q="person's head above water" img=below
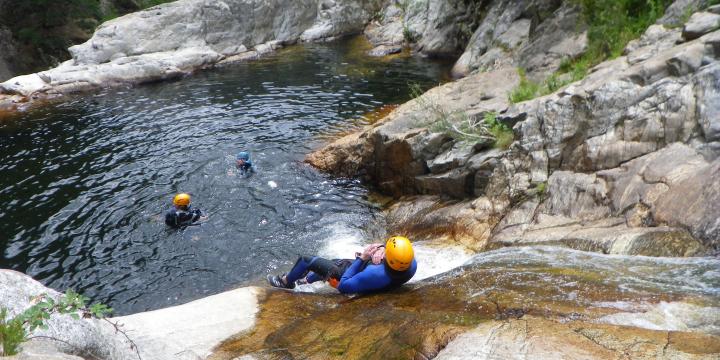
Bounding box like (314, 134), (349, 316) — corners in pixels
(236, 151), (250, 161)
(384, 236), (414, 271)
(173, 193), (191, 209)
(236, 151), (251, 167)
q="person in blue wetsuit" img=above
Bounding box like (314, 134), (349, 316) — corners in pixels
(267, 236), (417, 294)
(164, 193), (204, 228)
(236, 151), (253, 176)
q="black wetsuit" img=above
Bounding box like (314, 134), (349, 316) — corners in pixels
(164, 206), (202, 228)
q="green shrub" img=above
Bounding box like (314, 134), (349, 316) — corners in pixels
(0, 309), (25, 356)
(16, 28), (42, 46)
(483, 112), (514, 149)
(509, 69), (541, 104)
(509, 69), (574, 104)
(139, 0), (176, 9)
(535, 181), (548, 198)
(571, 0), (674, 66)
(0, 290), (112, 356)
(509, 1), (674, 103)
(410, 83), (514, 149)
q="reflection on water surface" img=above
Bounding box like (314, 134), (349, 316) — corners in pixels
(0, 39), (452, 314)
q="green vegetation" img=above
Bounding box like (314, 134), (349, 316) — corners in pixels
(411, 81), (514, 149)
(0, 290), (112, 356)
(576, 0), (673, 60)
(508, 0), (675, 104)
(483, 112), (514, 149)
(535, 181), (548, 198)
(508, 69), (541, 104)
(139, 0), (176, 9)
(508, 68), (587, 104)
(0, 309), (24, 356)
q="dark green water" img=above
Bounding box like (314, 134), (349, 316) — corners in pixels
(0, 40), (451, 314)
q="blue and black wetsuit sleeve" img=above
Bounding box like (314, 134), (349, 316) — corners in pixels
(337, 259), (391, 294)
(165, 209), (178, 227)
(191, 208), (202, 222)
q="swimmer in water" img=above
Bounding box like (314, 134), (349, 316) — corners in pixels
(164, 193), (204, 228)
(236, 151), (254, 177)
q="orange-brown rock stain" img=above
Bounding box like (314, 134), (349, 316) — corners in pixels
(209, 263), (717, 359)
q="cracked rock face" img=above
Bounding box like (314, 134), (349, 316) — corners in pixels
(309, 8), (720, 254)
(451, 0), (587, 80)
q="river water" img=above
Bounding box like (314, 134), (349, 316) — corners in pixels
(0, 39), (452, 315)
(2, 39), (719, 334)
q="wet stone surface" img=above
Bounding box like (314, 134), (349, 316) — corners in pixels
(210, 248), (720, 359)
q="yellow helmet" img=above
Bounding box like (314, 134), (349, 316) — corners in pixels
(385, 236), (414, 271)
(173, 193), (191, 206)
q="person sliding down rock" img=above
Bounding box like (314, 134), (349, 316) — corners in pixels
(267, 236), (417, 294)
(164, 193), (205, 228)
(235, 151), (254, 176)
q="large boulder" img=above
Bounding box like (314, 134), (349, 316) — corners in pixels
(0, 269), (261, 360)
(0, 270), (137, 360)
(0, 0), (381, 102)
(683, 11), (720, 41)
(364, 0), (484, 58)
(451, 0), (587, 80)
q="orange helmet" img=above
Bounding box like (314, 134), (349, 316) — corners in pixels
(385, 236), (414, 271)
(173, 193), (191, 206)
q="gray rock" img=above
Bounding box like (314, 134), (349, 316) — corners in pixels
(300, 0), (379, 41)
(0, 269), (262, 360)
(367, 44), (403, 57)
(682, 11), (720, 41)
(467, 149), (503, 196)
(415, 167), (473, 198)
(540, 171), (611, 221)
(0, 26), (18, 82)
(492, 219), (704, 256)
(625, 25), (682, 65)
(427, 143), (476, 174)
(0, 270), (137, 360)
(407, 0), (481, 57)
(452, 1), (585, 80)
(308, 66), (519, 197)
(0, 0), (380, 101)
(495, 19), (531, 50)
(365, 0), (485, 58)
(517, 4), (588, 80)
(364, 2), (405, 47)
(695, 62), (720, 141)
(654, 159), (720, 249)
(659, 0), (711, 26)
(309, 4), (720, 253)
(384, 196), (506, 250)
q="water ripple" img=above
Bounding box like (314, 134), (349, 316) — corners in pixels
(0, 40), (451, 315)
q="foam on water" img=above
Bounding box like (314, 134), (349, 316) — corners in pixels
(294, 235), (473, 293)
(410, 243), (472, 282)
(596, 301), (720, 335)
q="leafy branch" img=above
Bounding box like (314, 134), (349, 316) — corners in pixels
(1, 290), (140, 359)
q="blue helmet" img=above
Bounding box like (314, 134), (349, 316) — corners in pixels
(236, 151), (250, 161)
